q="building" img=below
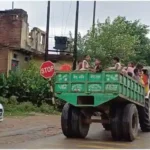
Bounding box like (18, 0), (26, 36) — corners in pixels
(0, 9), (73, 75)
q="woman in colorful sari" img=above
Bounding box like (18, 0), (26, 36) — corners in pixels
(141, 69), (149, 94)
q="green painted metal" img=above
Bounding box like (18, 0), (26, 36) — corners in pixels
(54, 71), (145, 107)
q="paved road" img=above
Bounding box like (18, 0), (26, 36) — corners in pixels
(1, 122), (150, 149)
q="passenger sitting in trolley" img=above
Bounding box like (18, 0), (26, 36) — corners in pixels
(80, 55), (91, 70)
(106, 57), (122, 71)
(90, 58), (102, 73)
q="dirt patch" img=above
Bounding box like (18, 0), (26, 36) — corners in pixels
(0, 114), (62, 145)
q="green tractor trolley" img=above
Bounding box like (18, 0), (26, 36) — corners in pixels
(54, 71), (150, 142)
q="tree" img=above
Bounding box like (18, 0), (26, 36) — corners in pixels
(68, 31), (86, 60)
(77, 16), (150, 67)
(124, 18), (150, 65)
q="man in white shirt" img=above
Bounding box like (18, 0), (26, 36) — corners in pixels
(106, 57), (122, 71)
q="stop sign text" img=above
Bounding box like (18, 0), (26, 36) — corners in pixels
(40, 61), (55, 79)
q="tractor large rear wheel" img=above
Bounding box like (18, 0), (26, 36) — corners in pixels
(122, 104), (139, 141)
(110, 104), (123, 141)
(61, 103), (74, 138)
(71, 107), (90, 138)
(138, 97), (150, 132)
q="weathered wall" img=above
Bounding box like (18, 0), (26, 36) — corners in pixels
(0, 47), (9, 75)
(0, 9), (28, 48)
(21, 16), (29, 50)
(29, 28), (46, 53)
(32, 55), (72, 71)
(0, 9), (72, 75)
(8, 50), (30, 71)
(0, 9), (46, 54)
(32, 55), (44, 67)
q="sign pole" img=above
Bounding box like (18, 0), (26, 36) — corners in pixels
(49, 78), (55, 106)
(40, 61), (55, 106)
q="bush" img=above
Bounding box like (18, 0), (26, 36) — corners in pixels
(17, 102), (37, 112)
(55, 98), (65, 111)
(0, 62), (52, 105)
(0, 94), (60, 116)
(9, 96), (18, 105)
(0, 96), (8, 105)
(40, 103), (55, 114)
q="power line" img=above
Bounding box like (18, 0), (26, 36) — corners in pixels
(51, 3), (56, 36)
(64, 1), (72, 35)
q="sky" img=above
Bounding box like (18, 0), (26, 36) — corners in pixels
(1, 1), (150, 50)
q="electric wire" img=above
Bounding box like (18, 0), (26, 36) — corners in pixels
(64, 0), (72, 36)
(61, 1), (64, 36)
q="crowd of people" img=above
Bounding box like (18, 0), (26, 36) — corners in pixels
(77, 55), (149, 93)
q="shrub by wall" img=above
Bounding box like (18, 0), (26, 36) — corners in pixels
(0, 62), (52, 106)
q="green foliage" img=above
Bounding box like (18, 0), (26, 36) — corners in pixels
(0, 96), (8, 105)
(69, 16), (150, 67)
(55, 98), (65, 111)
(9, 96), (18, 105)
(0, 61), (52, 105)
(17, 102), (37, 112)
(0, 96), (59, 116)
(40, 102), (58, 114)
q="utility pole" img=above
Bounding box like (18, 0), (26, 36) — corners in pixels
(92, 1), (96, 32)
(92, 1), (96, 56)
(45, 1), (50, 61)
(12, 1), (14, 9)
(73, 1), (79, 70)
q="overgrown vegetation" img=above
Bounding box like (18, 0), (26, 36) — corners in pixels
(0, 61), (60, 116)
(0, 96), (60, 116)
(0, 62), (52, 105)
(69, 16), (150, 67)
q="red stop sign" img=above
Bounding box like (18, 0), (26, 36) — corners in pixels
(40, 61), (55, 79)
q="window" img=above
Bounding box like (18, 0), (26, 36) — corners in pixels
(13, 53), (18, 59)
(12, 15), (19, 21)
(40, 35), (43, 44)
(40, 34), (45, 45)
(11, 60), (19, 71)
(25, 56), (30, 62)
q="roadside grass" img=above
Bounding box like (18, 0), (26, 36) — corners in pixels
(4, 103), (61, 117)
(0, 97), (61, 117)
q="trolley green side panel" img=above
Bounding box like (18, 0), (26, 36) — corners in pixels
(54, 71), (145, 107)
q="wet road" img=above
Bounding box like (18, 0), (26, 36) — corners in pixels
(1, 122), (150, 149)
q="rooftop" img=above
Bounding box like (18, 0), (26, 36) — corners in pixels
(0, 9), (27, 17)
